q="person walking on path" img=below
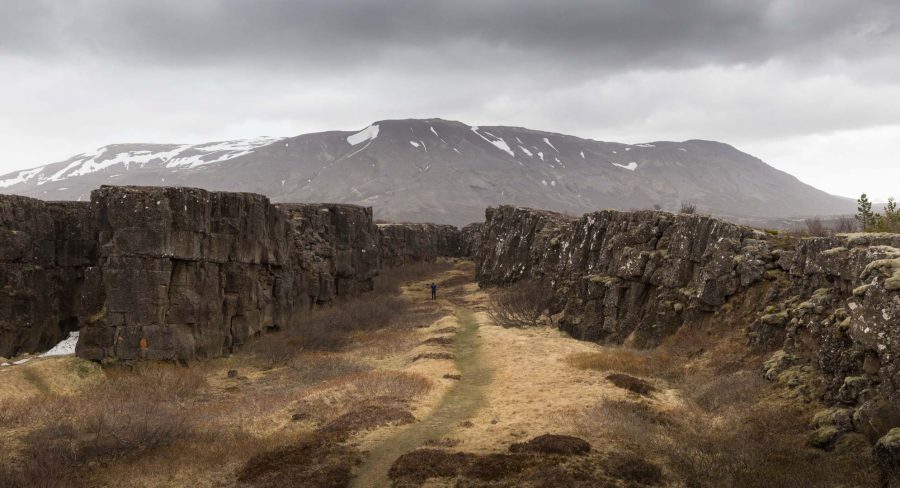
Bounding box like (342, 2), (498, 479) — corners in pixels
(430, 282), (437, 300)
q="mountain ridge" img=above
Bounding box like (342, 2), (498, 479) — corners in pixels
(0, 118), (854, 225)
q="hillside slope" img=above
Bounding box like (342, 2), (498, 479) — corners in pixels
(0, 119), (854, 225)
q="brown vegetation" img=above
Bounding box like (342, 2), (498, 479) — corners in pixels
(0, 261), (454, 488)
(565, 333), (880, 488)
(486, 279), (550, 328)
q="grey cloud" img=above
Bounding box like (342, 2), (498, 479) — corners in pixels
(3, 0), (898, 73)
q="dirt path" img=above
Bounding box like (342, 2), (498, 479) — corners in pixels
(350, 300), (492, 487)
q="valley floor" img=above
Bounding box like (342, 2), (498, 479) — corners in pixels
(0, 260), (882, 487)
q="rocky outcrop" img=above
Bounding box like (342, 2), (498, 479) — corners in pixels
(476, 206), (774, 346)
(474, 205), (900, 450)
(459, 223), (483, 259)
(72, 186), (380, 362)
(377, 223), (464, 267)
(758, 233), (900, 443)
(279, 204), (379, 296)
(6, 185), (485, 362)
(0, 196), (99, 357)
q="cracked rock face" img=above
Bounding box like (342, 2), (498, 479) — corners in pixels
(0, 196), (99, 357)
(0, 186), (381, 362)
(475, 206), (774, 346)
(474, 205), (900, 449)
(76, 188), (381, 362)
(377, 223), (464, 268)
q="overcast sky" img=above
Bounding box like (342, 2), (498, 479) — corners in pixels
(1, 0), (898, 200)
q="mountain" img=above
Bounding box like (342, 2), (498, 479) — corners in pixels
(0, 118), (854, 225)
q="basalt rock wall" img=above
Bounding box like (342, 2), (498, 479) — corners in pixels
(0, 196), (99, 358)
(74, 187), (380, 362)
(474, 205), (900, 447)
(377, 223), (465, 267)
(476, 205), (774, 346)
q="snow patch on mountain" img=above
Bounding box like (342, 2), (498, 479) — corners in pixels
(543, 137), (559, 152)
(347, 124), (380, 145)
(471, 127), (514, 157)
(0, 166), (44, 188)
(613, 162), (638, 171)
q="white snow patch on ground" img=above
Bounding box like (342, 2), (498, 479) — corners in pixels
(679, 147), (687, 151)
(580, 151), (585, 159)
(537, 151), (544, 161)
(613, 150), (618, 154)
(26, 136), (281, 181)
(612, 162), (638, 171)
(430, 126), (439, 137)
(635, 143), (655, 148)
(516, 137), (524, 144)
(347, 124), (380, 145)
(453, 148), (461, 154)
(543, 137), (559, 152)
(409, 141), (421, 148)
(13, 357), (32, 365)
(165, 137), (277, 169)
(518, 146), (533, 157)
(471, 127), (515, 157)
(0, 166), (45, 188)
(624, 147), (631, 151)
(542, 180), (547, 186)
(550, 180), (556, 187)
(42, 331), (79, 357)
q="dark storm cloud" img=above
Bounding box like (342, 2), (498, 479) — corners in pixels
(2, 0), (898, 72)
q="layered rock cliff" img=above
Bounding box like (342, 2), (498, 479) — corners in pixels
(0, 187), (383, 361)
(77, 188), (382, 362)
(0, 196), (99, 358)
(377, 223), (464, 267)
(473, 205), (900, 446)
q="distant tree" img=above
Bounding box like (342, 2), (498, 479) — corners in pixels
(857, 194), (875, 230)
(875, 197), (900, 232)
(653, 204), (662, 211)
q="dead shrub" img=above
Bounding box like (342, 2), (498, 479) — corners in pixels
(318, 403), (415, 435)
(606, 372), (657, 396)
(295, 371), (432, 424)
(412, 352), (454, 361)
(290, 354), (371, 384)
(0, 370), (195, 487)
(604, 451), (664, 486)
(680, 202), (697, 214)
(237, 432), (361, 488)
(566, 349), (673, 377)
(509, 434), (591, 455)
(805, 217), (828, 237)
(487, 279), (550, 328)
(685, 371), (767, 412)
(420, 336), (454, 346)
(571, 399), (674, 448)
